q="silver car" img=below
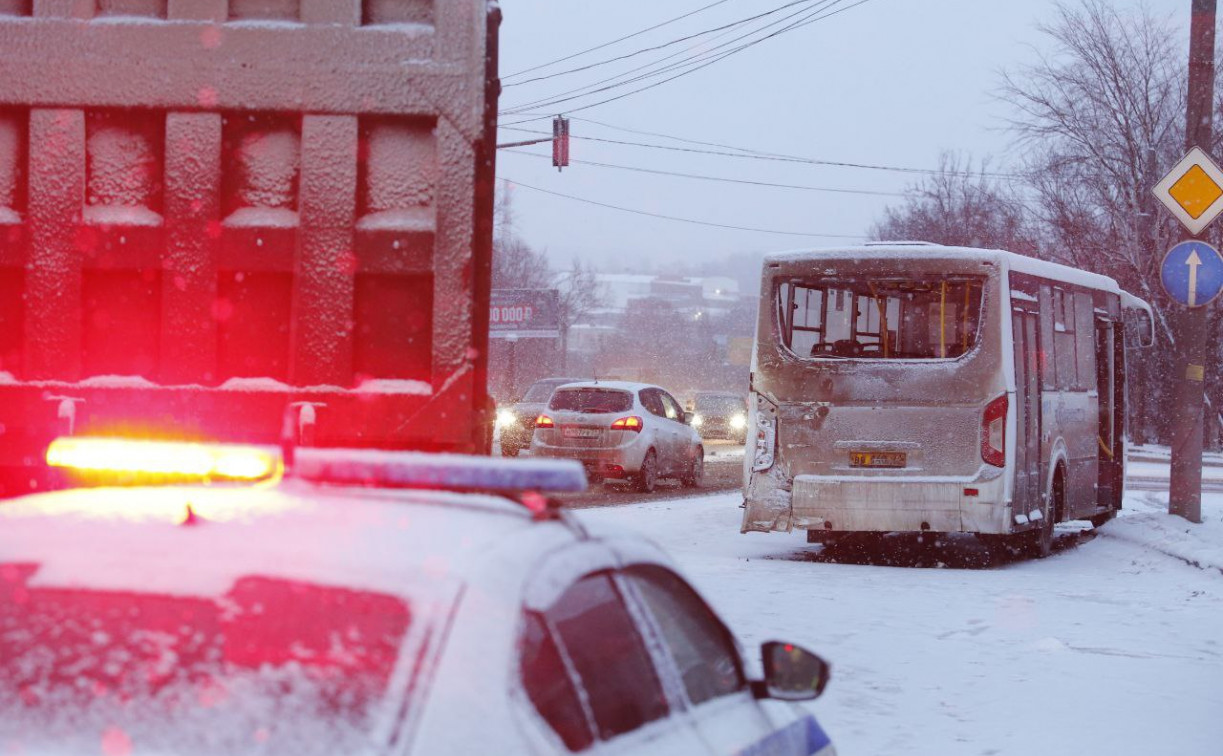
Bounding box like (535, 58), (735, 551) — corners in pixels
(530, 381), (705, 492)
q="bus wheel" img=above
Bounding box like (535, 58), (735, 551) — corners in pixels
(1088, 509), (1115, 528)
(1027, 470), (1062, 559)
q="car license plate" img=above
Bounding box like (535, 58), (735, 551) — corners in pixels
(563, 427), (601, 439)
(849, 451), (906, 468)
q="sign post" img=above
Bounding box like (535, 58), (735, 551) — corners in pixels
(1151, 0), (1218, 524)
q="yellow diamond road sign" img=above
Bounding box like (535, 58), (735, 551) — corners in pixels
(1154, 146), (1223, 235)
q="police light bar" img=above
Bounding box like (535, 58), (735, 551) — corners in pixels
(293, 448), (588, 494)
(46, 438), (280, 482)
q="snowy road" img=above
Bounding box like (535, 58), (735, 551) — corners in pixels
(577, 490), (1223, 755)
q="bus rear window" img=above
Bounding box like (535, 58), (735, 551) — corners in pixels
(778, 276), (984, 359)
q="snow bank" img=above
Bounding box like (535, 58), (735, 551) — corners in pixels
(1102, 491), (1223, 573)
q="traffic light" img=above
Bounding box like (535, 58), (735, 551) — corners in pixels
(552, 116), (569, 171)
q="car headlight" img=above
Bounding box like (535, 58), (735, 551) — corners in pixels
(496, 409), (517, 429)
(691, 414), (703, 427)
(729, 413), (747, 430)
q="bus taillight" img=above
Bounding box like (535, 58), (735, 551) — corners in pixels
(981, 394), (1008, 468)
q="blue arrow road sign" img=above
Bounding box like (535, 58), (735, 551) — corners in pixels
(1161, 240), (1223, 308)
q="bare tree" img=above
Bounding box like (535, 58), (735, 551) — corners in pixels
(490, 182), (605, 382)
(1000, 0), (1184, 309)
(553, 260), (603, 369)
(869, 152), (1039, 255)
(999, 0), (1192, 443)
(492, 185), (551, 289)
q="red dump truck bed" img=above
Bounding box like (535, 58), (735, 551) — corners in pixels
(0, 0), (500, 494)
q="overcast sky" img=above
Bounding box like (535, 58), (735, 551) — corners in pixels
(494, 0), (1188, 273)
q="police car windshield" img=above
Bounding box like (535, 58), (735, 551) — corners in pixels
(0, 570), (416, 755)
(549, 388), (633, 414)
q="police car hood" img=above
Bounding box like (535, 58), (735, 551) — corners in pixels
(0, 480), (537, 600)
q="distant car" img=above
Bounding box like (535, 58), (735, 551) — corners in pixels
(530, 381), (705, 492)
(690, 392), (749, 443)
(497, 377), (588, 457)
(0, 438), (836, 756)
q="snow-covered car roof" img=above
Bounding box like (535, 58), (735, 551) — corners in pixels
(0, 481), (552, 599)
(549, 380), (658, 393)
(764, 243), (1144, 303)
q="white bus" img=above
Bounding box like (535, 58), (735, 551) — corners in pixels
(742, 243), (1154, 558)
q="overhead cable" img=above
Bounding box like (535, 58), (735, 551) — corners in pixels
(502, 0), (852, 116)
(498, 125), (1023, 179)
(502, 0), (737, 81)
(501, 148), (908, 197)
(502, 177), (866, 239)
(505, 0), (822, 87)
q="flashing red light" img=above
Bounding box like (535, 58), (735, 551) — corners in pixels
(981, 394), (1007, 468)
(46, 437), (279, 482)
(963, 488), (979, 497)
(535, 414), (555, 429)
(610, 415), (644, 433)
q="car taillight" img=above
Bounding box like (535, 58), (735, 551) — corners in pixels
(535, 414), (555, 429)
(981, 394), (1007, 468)
(610, 415), (644, 433)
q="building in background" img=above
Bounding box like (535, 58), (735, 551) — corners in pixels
(563, 272), (754, 398)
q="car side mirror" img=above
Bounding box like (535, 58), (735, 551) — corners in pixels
(683, 411), (695, 425)
(754, 641), (830, 701)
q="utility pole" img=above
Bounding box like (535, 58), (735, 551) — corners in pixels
(1169, 0), (1216, 523)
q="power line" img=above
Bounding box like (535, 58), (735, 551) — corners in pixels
(504, 0), (835, 114)
(572, 115), (803, 158)
(498, 124), (1022, 179)
(502, 176), (866, 239)
(502, 0), (737, 81)
(505, 0), (820, 88)
(502, 0), (853, 116)
(501, 148), (908, 197)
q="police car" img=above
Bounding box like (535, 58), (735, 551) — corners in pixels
(0, 438), (835, 755)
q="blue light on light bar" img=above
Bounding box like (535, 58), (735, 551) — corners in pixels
(293, 448), (588, 494)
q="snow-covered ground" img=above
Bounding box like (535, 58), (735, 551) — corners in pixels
(577, 491), (1223, 755)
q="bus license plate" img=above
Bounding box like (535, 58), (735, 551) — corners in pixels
(563, 427), (601, 439)
(849, 451), (906, 468)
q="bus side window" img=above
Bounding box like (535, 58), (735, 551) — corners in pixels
(1073, 293), (1096, 391)
(1053, 288), (1077, 390)
(1038, 285), (1058, 391)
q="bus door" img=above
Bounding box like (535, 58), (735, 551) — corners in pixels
(1011, 308), (1042, 521)
(1095, 317), (1122, 509)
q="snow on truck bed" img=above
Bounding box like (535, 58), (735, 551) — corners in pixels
(577, 491), (1223, 756)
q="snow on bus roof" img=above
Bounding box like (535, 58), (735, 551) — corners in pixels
(764, 243), (1138, 301)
